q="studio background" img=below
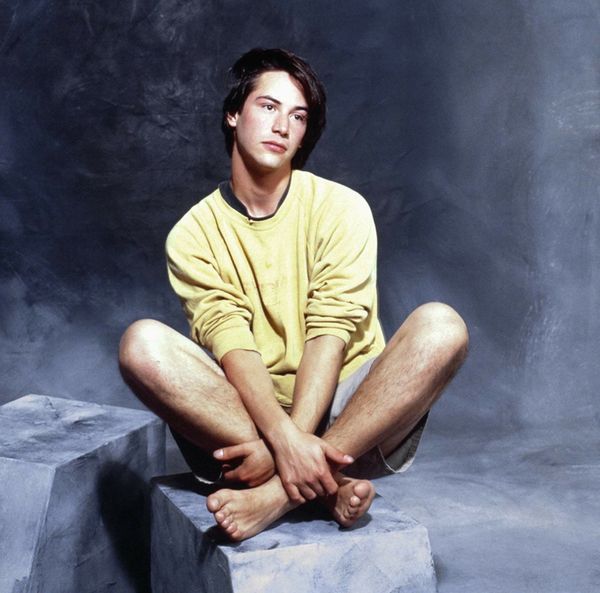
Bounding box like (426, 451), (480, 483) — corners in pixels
(2, 0), (598, 434)
(2, 1), (600, 591)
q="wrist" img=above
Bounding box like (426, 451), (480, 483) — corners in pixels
(289, 410), (319, 434)
(263, 415), (298, 448)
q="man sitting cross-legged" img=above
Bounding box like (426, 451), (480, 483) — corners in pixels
(119, 48), (468, 542)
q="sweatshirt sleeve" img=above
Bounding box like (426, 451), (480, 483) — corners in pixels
(305, 192), (378, 345)
(165, 215), (258, 361)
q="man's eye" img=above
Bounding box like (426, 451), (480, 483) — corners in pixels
(263, 104), (275, 111)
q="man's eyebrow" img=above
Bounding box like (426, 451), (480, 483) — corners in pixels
(256, 95), (309, 112)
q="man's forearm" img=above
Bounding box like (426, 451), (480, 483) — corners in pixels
(290, 334), (346, 433)
(221, 349), (296, 443)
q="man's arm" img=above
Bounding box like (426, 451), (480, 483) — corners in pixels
(290, 334), (345, 433)
(220, 348), (352, 503)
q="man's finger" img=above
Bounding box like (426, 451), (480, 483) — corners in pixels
(323, 443), (354, 466)
(283, 481), (306, 504)
(214, 443), (248, 461)
(319, 469), (339, 496)
(309, 480), (326, 498)
(222, 466), (243, 482)
(299, 483), (318, 501)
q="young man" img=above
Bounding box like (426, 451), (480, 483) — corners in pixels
(119, 48), (468, 541)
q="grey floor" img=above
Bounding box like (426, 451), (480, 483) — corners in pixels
(167, 422), (600, 593)
(376, 423), (600, 593)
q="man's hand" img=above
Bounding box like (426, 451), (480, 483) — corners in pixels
(271, 425), (353, 503)
(213, 439), (275, 487)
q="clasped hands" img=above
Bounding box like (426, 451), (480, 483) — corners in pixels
(213, 425), (353, 503)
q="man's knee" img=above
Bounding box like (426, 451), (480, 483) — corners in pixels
(398, 302), (469, 364)
(418, 302), (468, 362)
(119, 318), (169, 379)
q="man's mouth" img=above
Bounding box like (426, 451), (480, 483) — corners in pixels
(263, 141), (286, 153)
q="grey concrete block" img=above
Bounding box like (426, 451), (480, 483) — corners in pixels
(151, 473), (437, 593)
(0, 394), (165, 593)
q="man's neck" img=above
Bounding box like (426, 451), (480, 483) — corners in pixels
(230, 158), (292, 219)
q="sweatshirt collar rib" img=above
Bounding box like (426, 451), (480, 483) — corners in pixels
(218, 175), (292, 221)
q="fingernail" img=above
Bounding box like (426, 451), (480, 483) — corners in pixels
(214, 449), (223, 459)
(345, 455), (354, 462)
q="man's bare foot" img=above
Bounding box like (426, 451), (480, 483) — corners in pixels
(206, 475), (297, 541)
(321, 473), (375, 527)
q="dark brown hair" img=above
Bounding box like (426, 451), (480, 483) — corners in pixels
(222, 48), (327, 169)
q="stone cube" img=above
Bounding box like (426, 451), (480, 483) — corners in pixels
(151, 473), (437, 593)
(0, 394), (165, 593)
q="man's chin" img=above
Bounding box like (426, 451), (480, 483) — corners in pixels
(251, 158), (293, 176)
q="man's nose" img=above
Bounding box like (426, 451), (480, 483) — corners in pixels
(273, 113), (289, 136)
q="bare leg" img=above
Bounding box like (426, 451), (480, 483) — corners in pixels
(316, 303), (467, 527)
(324, 302), (468, 461)
(119, 319), (260, 451)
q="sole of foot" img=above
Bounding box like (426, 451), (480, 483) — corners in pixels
(322, 474), (375, 528)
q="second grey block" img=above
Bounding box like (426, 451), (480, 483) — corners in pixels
(151, 473), (437, 593)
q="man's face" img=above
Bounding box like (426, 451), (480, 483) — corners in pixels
(226, 70), (308, 174)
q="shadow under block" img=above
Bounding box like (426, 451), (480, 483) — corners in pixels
(0, 394), (165, 593)
(151, 474), (437, 593)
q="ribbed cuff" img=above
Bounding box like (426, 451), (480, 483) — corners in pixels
(210, 327), (258, 362)
(305, 326), (351, 345)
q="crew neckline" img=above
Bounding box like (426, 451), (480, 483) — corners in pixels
(218, 176), (292, 221)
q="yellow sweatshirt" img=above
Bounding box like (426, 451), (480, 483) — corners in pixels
(166, 170), (385, 407)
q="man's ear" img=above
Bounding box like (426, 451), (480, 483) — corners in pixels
(226, 111), (238, 129)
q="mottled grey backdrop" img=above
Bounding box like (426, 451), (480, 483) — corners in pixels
(1, 1), (599, 431)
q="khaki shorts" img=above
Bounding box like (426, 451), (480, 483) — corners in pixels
(172, 356), (428, 483)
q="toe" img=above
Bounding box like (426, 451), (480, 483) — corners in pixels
(225, 522), (237, 535)
(221, 515), (232, 528)
(206, 495), (221, 512)
(353, 481), (372, 499)
(227, 524), (245, 541)
(353, 481), (372, 500)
